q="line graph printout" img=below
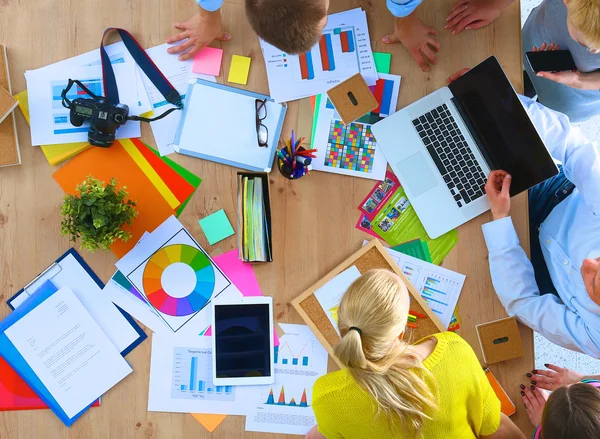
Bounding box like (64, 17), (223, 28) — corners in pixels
(245, 324), (328, 435)
(260, 8), (377, 103)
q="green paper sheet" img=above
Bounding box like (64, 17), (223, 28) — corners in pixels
(146, 144), (202, 216)
(373, 52), (392, 74)
(370, 185), (458, 265)
(199, 209), (235, 245)
(392, 239), (432, 263)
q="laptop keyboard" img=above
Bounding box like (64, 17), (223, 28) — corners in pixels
(412, 104), (487, 207)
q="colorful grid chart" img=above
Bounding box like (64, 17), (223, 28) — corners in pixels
(325, 120), (376, 173)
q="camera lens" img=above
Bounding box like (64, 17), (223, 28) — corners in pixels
(114, 113), (124, 123)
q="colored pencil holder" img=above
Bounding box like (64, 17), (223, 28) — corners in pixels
(277, 146), (310, 180)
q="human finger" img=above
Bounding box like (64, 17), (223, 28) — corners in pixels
(539, 43), (548, 51)
(421, 44), (438, 65)
(446, 68), (470, 83)
(452, 15), (480, 34)
(465, 20), (490, 31)
(179, 42), (204, 61)
(411, 48), (430, 72)
(501, 174), (512, 196)
(532, 369), (557, 378)
(445, 10), (470, 30)
(451, 0), (470, 13)
(544, 364), (565, 373)
(532, 387), (547, 405)
(447, 4), (469, 24)
(532, 45), (538, 52)
(173, 21), (191, 31)
(548, 43), (556, 51)
(166, 30), (191, 45)
(427, 27), (439, 37)
(217, 32), (232, 41)
(426, 36), (441, 52)
(381, 33), (400, 44)
(537, 71), (563, 83)
(168, 38), (195, 56)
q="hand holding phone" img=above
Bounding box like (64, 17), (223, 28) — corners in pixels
(526, 49), (577, 73)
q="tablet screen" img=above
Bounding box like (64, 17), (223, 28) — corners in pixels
(214, 304), (272, 379)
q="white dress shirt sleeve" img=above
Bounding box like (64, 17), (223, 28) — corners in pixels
(482, 216), (600, 357)
(519, 95), (600, 215)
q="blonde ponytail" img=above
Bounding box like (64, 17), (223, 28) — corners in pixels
(333, 269), (438, 437)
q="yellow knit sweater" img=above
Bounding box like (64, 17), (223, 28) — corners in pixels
(312, 332), (501, 439)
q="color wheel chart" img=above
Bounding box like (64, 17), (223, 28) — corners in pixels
(293, 26), (359, 83)
(143, 244), (214, 317)
(127, 228), (230, 333)
(171, 347), (235, 401)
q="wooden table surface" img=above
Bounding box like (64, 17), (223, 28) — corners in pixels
(0, 0), (533, 437)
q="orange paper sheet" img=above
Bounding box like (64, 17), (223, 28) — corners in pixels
(191, 413), (227, 432)
(53, 140), (174, 258)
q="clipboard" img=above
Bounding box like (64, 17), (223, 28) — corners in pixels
(173, 79), (287, 173)
(7, 248), (146, 357)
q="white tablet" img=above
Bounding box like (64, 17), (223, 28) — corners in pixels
(211, 296), (275, 386)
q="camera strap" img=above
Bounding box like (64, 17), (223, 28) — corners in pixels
(100, 28), (183, 121)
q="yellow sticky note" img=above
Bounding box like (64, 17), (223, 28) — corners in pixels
(228, 55), (251, 85)
(190, 414), (227, 432)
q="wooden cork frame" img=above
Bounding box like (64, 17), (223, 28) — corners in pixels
(291, 239), (445, 369)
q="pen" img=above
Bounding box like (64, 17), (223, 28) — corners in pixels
(291, 130), (295, 157)
(277, 150), (292, 165)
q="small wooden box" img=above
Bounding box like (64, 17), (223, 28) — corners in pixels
(476, 317), (524, 364)
(326, 73), (378, 125)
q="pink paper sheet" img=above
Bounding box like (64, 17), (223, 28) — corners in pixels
(206, 250), (280, 346)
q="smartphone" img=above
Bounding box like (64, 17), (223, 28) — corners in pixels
(526, 50), (577, 73)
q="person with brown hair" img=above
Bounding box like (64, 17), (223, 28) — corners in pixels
(520, 363), (600, 439)
(167, 0), (441, 72)
(305, 269), (525, 439)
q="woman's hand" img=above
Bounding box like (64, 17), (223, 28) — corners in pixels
(521, 385), (549, 428)
(445, 0), (514, 35)
(529, 364), (584, 391)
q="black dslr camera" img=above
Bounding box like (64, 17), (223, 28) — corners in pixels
(61, 79), (129, 148)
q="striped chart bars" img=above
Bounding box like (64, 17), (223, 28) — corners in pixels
(298, 52), (315, 80)
(319, 33), (336, 72)
(370, 78), (396, 116)
(335, 28), (355, 53)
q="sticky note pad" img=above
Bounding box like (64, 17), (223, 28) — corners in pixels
(373, 52), (392, 74)
(199, 209), (235, 245)
(228, 55), (251, 85)
(192, 47), (224, 76)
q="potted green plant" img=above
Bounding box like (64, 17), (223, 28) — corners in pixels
(60, 175), (138, 252)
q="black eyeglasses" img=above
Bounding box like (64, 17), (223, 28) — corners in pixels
(255, 98), (269, 147)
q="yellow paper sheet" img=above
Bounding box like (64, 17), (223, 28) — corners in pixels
(14, 90), (90, 165)
(228, 55), (251, 85)
(119, 138), (180, 209)
(190, 414), (227, 433)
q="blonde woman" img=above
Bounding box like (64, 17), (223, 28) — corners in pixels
(306, 269), (525, 439)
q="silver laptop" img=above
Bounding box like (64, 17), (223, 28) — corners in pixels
(371, 56), (558, 238)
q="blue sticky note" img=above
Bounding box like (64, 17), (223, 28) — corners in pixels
(199, 209), (235, 245)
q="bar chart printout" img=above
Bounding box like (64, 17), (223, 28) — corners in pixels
(171, 347), (234, 401)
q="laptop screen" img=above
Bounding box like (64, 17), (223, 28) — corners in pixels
(448, 56), (558, 195)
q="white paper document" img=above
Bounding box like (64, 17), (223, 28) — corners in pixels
(115, 216), (241, 336)
(12, 253), (142, 354)
(148, 334), (254, 414)
(260, 8), (378, 103)
(314, 266), (361, 335)
(141, 44), (215, 156)
(26, 63), (142, 145)
(311, 72), (401, 181)
(102, 270), (171, 335)
(381, 245), (466, 328)
(245, 323), (328, 436)
(5, 286), (132, 418)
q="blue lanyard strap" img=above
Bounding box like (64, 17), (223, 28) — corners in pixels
(100, 27), (182, 109)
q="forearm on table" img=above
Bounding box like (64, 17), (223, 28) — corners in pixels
(577, 70), (600, 90)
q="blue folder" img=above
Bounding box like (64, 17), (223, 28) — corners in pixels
(0, 280), (118, 426)
(7, 248), (146, 357)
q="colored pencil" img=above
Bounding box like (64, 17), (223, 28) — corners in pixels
(407, 322), (417, 329)
(410, 311), (428, 319)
